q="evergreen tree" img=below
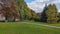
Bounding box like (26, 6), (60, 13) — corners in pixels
(40, 4), (48, 22)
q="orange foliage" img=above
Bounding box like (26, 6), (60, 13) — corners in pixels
(0, 0), (19, 19)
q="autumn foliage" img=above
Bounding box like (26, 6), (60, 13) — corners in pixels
(0, 0), (19, 20)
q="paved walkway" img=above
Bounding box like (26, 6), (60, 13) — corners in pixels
(22, 22), (60, 29)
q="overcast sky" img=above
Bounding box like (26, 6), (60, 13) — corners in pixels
(25, 0), (60, 13)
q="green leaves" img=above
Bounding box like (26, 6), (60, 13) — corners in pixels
(16, 0), (35, 20)
(46, 4), (58, 23)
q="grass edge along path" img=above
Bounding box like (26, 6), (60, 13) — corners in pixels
(21, 22), (60, 29)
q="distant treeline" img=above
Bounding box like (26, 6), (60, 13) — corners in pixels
(0, 0), (60, 23)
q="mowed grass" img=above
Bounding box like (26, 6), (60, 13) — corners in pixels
(0, 22), (60, 34)
(50, 23), (60, 26)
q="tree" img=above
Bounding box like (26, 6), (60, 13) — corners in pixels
(0, 0), (37, 22)
(16, 0), (33, 20)
(58, 13), (60, 22)
(0, 0), (19, 21)
(31, 10), (36, 20)
(40, 4), (48, 22)
(46, 4), (58, 23)
(23, 8), (32, 20)
(16, 0), (28, 20)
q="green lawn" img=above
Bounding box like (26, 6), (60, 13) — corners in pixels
(50, 23), (60, 26)
(0, 22), (60, 34)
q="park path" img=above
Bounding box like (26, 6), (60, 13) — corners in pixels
(22, 22), (60, 29)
